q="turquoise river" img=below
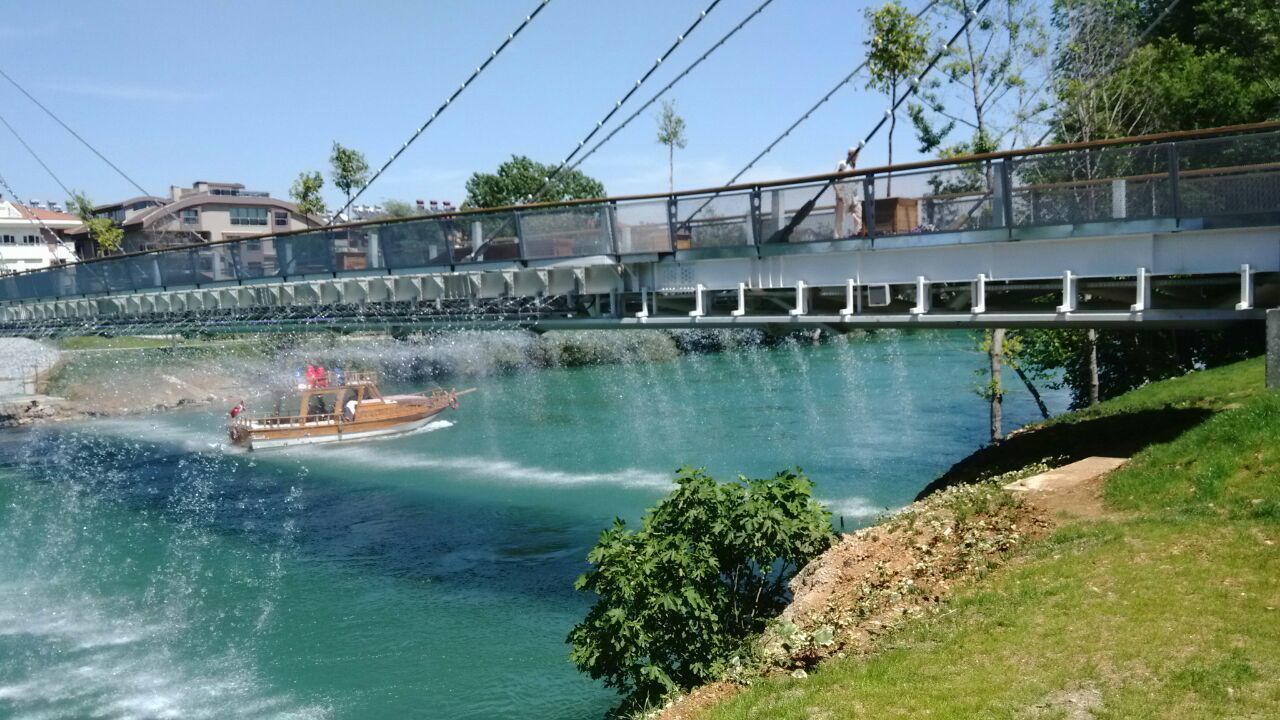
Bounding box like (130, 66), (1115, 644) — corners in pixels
(0, 332), (1065, 719)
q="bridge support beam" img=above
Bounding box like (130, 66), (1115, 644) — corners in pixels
(789, 281), (808, 317)
(1131, 267), (1151, 312)
(972, 274), (987, 314)
(1236, 264), (1254, 311)
(1269, 308), (1280, 390)
(688, 284), (706, 318)
(731, 283), (746, 317)
(1056, 271), (1078, 314)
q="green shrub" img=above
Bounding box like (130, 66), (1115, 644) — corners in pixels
(568, 467), (835, 711)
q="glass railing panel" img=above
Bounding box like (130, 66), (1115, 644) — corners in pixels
(906, 162), (1000, 233)
(1176, 130), (1280, 217)
(757, 181), (841, 243)
(231, 237), (279, 280)
(674, 191), (753, 249)
(158, 249), (197, 287)
(376, 218), (455, 269)
(335, 226), (377, 272)
(69, 262), (108, 295)
(277, 231), (337, 276)
(613, 199), (672, 254)
(1010, 144), (1170, 226)
(102, 257), (136, 293)
(192, 243), (240, 284)
(121, 255), (160, 291)
(0, 274), (20, 302)
(519, 204), (612, 259)
(454, 212), (521, 264)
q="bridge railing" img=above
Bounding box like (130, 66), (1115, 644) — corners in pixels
(2, 124), (1278, 304)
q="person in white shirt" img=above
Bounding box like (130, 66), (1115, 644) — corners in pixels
(834, 146), (863, 238)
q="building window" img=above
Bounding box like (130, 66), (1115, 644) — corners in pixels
(22, 235), (39, 244)
(1, 235), (13, 244)
(230, 207), (268, 226)
(181, 208), (200, 224)
(274, 211), (288, 226)
(245, 239), (263, 251)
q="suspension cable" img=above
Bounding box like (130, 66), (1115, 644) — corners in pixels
(0, 112), (73, 199)
(331, 0), (553, 223)
(721, 0), (939, 188)
(532, 0), (724, 199)
(0, 67), (208, 246)
(680, 0), (987, 232)
(0, 67), (153, 199)
(566, 0), (777, 174)
(0, 168), (82, 262)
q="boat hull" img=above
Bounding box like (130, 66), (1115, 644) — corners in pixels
(237, 408), (446, 450)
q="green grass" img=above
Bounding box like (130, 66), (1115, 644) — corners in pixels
(698, 357), (1280, 720)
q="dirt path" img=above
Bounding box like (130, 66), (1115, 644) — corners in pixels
(1003, 456), (1129, 520)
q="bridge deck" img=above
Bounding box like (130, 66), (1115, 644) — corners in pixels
(1, 124), (1277, 334)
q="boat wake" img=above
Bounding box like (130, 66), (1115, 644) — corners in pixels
(318, 445), (674, 491)
(0, 582), (331, 720)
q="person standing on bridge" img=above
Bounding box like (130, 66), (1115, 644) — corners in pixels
(833, 146), (863, 238)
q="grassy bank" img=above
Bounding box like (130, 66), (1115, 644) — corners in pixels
(695, 357), (1280, 719)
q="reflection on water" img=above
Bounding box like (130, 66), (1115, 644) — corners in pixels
(0, 332), (1065, 719)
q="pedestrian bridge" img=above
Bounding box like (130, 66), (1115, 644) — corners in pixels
(2, 123), (1277, 337)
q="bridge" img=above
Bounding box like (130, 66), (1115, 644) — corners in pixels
(1, 123), (1277, 340)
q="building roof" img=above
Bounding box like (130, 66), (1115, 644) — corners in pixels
(123, 193), (307, 228)
(14, 204), (80, 223)
(92, 196), (166, 212)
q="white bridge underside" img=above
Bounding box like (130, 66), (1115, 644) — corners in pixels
(4, 224), (1276, 333)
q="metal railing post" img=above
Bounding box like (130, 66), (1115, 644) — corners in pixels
(862, 174), (877, 244)
(666, 197), (679, 252)
(749, 187), (762, 246)
(514, 211), (529, 261)
(1167, 143), (1182, 225)
(1000, 159), (1015, 235)
(605, 203), (620, 255)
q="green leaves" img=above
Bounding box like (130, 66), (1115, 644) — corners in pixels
(863, 1), (930, 96)
(329, 142), (369, 201)
(462, 155), (605, 209)
(568, 467), (835, 712)
(289, 171), (326, 222)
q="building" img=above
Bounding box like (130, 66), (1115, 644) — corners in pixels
(70, 181), (320, 258)
(0, 197), (80, 274)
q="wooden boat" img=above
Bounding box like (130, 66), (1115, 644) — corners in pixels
(228, 370), (473, 450)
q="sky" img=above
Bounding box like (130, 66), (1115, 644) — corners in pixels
(0, 0), (1048, 211)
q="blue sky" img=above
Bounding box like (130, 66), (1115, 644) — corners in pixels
(0, 0), (1038, 210)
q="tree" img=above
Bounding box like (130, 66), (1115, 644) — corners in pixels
(463, 155), (605, 209)
(569, 467), (835, 712)
(68, 191), (124, 255)
(379, 199), (419, 218)
(329, 142), (369, 212)
(289, 171), (327, 226)
(910, 0), (1051, 154)
(655, 99), (688, 193)
(864, 1), (930, 194)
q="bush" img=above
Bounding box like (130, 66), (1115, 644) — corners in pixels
(568, 467), (836, 711)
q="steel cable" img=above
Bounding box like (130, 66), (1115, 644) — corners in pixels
(331, 0), (553, 222)
(565, 0), (777, 174)
(532, 0), (725, 199)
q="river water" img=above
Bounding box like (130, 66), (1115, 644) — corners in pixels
(0, 332), (1064, 719)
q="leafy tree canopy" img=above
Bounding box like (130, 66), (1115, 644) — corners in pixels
(67, 190), (124, 254)
(568, 467), (835, 712)
(463, 155), (605, 209)
(289, 171), (327, 221)
(329, 142), (370, 202)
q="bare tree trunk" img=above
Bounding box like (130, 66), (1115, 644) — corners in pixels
(1087, 328), (1100, 405)
(1012, 363), (1051, 419)
(668, 143), (674, 194)
(990, 328), (1004, 442)
(887, 84), (897, 197)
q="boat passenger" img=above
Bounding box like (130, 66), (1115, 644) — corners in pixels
(305, 364), (318, 388)
(343, 399), (357, 422)
(308, 394), (329, 420)
(316, 366), (329, 388)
